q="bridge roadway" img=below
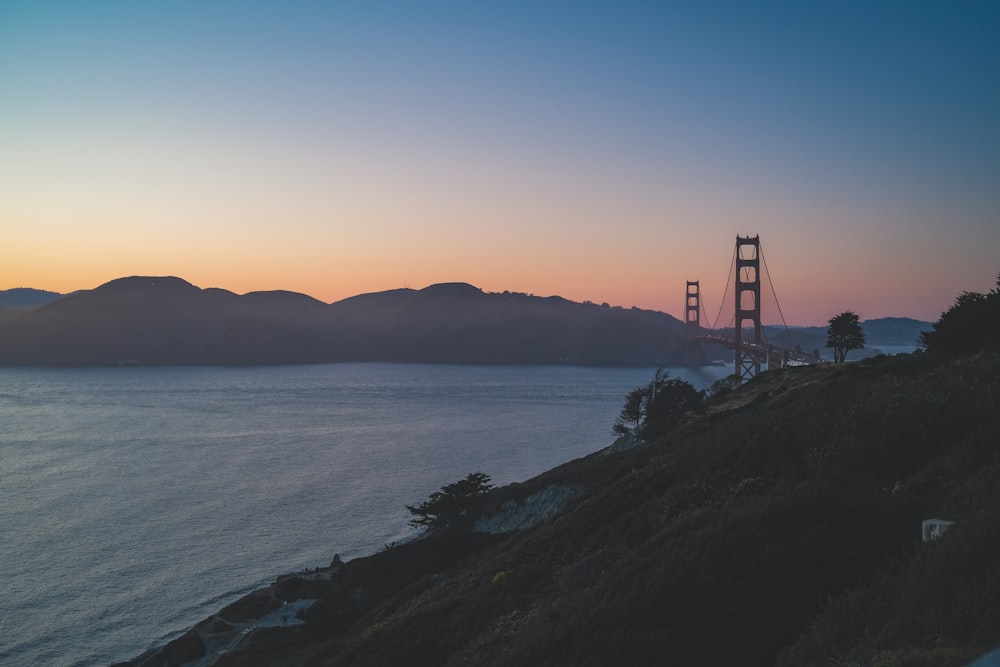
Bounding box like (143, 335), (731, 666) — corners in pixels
(696, 332), (820, 368)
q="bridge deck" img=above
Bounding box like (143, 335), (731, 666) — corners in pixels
(696, 333), (819, 367)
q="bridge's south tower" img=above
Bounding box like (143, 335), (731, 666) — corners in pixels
(734, 235), (762, 382)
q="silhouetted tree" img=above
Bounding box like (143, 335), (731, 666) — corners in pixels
(918, 274), (1000, 356)
(612, 370), (704, 440)
(643, 376), (704, 439)
(826, 312), (866, 363)
(406, 472), (493, 529)
(613, 387), (646, 435)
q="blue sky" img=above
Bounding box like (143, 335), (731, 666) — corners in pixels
(2, 1), (998, 324)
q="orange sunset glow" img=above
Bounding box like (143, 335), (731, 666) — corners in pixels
(2, 3), (998, 326)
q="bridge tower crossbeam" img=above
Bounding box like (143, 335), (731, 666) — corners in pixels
(734, 235), (763, 383)
(683, 280), (703, 366)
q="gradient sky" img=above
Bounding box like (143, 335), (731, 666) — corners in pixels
(2, 1), (998, 325)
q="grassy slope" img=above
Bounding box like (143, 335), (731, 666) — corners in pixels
(216, 351), (1000, 667)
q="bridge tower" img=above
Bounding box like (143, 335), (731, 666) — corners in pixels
(683, 280), (703, 366)
(734, 235), (763, 383)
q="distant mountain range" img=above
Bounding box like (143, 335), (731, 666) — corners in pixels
(0, 278), (931, 367)
(0, 277), (683, 366)
(787, 318), (934, 348)
(0, 287), (66, 309)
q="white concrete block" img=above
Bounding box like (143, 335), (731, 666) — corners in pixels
(922, 518), (955, 542)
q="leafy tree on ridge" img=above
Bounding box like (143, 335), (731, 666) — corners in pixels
(643, 376), (705, 439)
(826, 311), (866, 363)
(613, 369), (704, 440)
(406, 472), (494, 529)
(918, 273), (1000, 356)
(613, 387), (646, 435)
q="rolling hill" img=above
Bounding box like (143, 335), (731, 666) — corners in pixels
(0, 287), (65, 309)
(0, 277), (685, 366)
(0, 276), (931, 367)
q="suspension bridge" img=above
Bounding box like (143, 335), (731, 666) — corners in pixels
(683, 235), (821, 383)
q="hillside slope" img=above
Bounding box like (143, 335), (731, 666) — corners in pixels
(127, 350), (1000, 667)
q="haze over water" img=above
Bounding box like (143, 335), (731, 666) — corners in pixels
(0, 363), (731, 666)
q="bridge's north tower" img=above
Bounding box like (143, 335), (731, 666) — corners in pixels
(734, 235), (763, 383)
(683, 280), (703, 366)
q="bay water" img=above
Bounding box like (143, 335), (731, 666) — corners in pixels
(0, 363), (731, 666)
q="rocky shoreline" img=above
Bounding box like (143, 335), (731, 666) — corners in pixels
(120, 565), (330, 666)
(119, 482), (582, 667)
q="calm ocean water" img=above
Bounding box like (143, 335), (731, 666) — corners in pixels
(0, 363), (731, 666)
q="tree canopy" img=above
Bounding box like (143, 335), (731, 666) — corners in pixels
(405, 472), (494, 529)
(613, 370), (704, 440)
(918, 274), (1000, 357)
(826, 311), (866, 363)
(612, 387), (646, 435)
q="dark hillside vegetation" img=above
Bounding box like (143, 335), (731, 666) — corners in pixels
(131, 349), (1000, 667)
(918, 274), (1000, 357)
(128, 277), (1000, 667)
(310, 354), (998, 667)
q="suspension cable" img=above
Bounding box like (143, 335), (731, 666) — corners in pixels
(698, 290), (710, 333)
(760, 244), (791, 339)
(709, 242), (737, 331)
